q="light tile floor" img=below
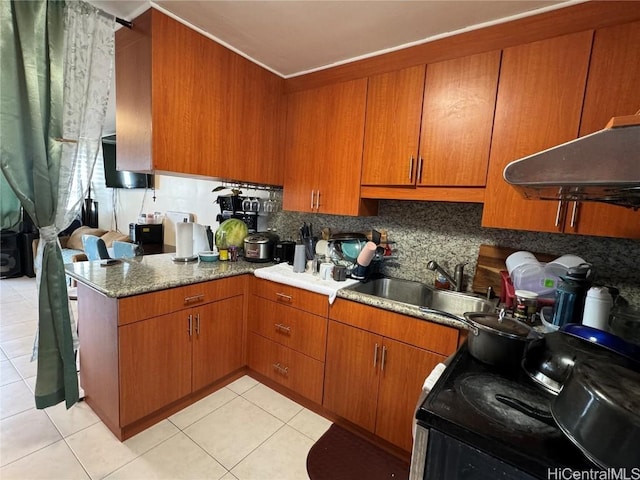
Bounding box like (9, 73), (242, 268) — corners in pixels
(0, 276), (332, 479)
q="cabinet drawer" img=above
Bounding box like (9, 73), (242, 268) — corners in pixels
(329, 298), (459, 356)
(248, 296), (327, 361)
(118, 275), (246, 325)
(251, 278), (328, 317)
(248, 333), (324, 404)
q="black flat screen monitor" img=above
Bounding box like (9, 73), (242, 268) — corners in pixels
(102, 135), (153, 189)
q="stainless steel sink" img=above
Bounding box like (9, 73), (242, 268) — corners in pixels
(345, 277), (495, 318)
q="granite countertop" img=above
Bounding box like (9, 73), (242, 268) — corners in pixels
(65, 253), (262, 298)
(336, 288), (467, 330)
(66, 254), (466, 329)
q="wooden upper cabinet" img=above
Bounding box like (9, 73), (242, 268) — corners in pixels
(116, 9), (284, 185)
(568, 21), (640, 239)
(283, 78), (378, 216)
(361, 65), (425, 186)
(481, 31), (593, 233)
(360, 52), (500, 202)
(418, 51), (500, 187)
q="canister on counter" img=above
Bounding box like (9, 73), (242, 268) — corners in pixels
(333, 265), (347, 281)
(514, 289), (539, 323)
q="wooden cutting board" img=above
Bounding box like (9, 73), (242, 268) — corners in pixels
(472, 244), (557, 297)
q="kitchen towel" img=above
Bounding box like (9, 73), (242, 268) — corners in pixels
(254, 262), (359, 304)
(175, 221), (194, 259)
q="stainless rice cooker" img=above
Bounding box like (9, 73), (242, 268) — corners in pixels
(243, 232), (279, 263)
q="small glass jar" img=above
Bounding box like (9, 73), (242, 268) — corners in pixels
(514, 289), (538, 323)
(228, 245), (238, 262)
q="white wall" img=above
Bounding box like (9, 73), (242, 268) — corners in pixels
(90, 159), (270, 245)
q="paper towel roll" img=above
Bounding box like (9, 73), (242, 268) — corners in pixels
(176, 221), (194, 259)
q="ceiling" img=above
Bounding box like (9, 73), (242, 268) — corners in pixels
(90, 0), (578, 78)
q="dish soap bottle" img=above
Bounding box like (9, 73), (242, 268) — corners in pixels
(435, 273), (450, 290)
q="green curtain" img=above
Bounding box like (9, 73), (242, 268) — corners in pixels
(0, 1), (77, 408)
(0, 171), (21, 230)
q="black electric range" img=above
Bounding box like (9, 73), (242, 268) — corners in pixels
(416, 344), (596, 479)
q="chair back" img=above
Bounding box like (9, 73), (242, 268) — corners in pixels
(82, 235), (110, 261)
(112, 241), (142, 259)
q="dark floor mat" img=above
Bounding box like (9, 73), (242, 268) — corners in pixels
(306, 424), (410, 480)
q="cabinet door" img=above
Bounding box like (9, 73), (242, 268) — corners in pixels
(375, 338), (445, 452)
(115, 10), (152, 172)
(323, 321), (381, 432)
(236, 59), (285, 186)
(361, 66), (425, 186)
(119, 311), (191, 425)
(418, 51), (500, 187)
(568, 21), (640, 239)
(482, 31), (593, 232)
(283, 87), (322, 213)
(283, 79), (370, 215)
(152, 11), (236, 178)
(192, 296), (244, 392)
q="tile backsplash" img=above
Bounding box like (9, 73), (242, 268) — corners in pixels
(268, 200), (640, 306)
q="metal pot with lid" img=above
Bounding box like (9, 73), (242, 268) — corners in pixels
(462, 310), (538, 372)
(243, 231), (279, 263)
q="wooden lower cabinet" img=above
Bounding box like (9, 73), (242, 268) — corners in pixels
(78, 277), (245, 440)
(325, 299), (459, 452)
(248, 295), (327, 361)
(246, 278), (328, 403)
(247, 332), (324, 403)
(192, 296), (244, 391)
(323, 321), (381, 431)
(323, 320), (446, 452)
(119, 310), (192, 425)
(119, 295), (244, 425)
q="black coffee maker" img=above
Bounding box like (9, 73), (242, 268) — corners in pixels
(273, 240), (296, 264)
(216, 195), (257, 233)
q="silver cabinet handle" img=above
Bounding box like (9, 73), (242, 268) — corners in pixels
(310, 190), (315, 210)
(373, 343), (379, 368)
(273, 362), (289, 376)
(276, 292), (293, 302)
(408, 156), (414, 181)
(570, 201), (579, 228)
(381, 345), (387, 372)
(195, 313), (200, 336)
(188, 314), (193, 337)
(184, 294), (204, 305)
(274, 323), (291, 335)
(417, 156), (424, 184)
(554, 200), (565, 228)
(315, 190), (321, 211)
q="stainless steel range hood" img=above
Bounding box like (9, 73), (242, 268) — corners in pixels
(503, 115), (640, 210)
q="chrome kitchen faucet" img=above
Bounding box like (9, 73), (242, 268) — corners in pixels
(427, 260), (466, 292)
